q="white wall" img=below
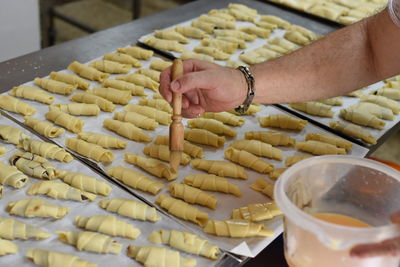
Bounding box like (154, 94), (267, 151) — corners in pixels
(0, 0), (40, 62)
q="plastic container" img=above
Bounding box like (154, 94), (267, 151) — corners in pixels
(275, 155), (400, 267)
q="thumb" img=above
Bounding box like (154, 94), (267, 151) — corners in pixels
(170, 71), (216, 94)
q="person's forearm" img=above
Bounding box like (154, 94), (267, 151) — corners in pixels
(251, 7), (400, 104)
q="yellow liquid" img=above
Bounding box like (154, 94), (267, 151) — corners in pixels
(313, 213), (370, 228)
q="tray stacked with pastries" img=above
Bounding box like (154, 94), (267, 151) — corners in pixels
(265, 0), (387, 25)
(0, 1), (371, 263)
(0, 116), (224, 267)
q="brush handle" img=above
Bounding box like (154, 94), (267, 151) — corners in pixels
(169, 59), (184, 151)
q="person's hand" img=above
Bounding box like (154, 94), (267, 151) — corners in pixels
(159, 59), (247, 118)
(350, 211), (400, 258)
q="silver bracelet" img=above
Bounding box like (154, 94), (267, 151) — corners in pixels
(235, 66), (256, 114)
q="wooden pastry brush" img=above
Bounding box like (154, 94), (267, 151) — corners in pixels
(169, 59), (184, 173)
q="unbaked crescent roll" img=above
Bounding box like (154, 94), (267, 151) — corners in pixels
(125, 152), (178, 181)
(373, 88), (400, 100)
(154, 135), (203, 158)
(9, 151), (57, 180)
(259, 15), (291, 29)
(92, 87), (132, 105)
(104, 52), (142, 67)
(0, 239), (17, 256)
(99, 198), (160, 222)
(245, 130), (296, 146)
(289, 101), (334, 117)
(191, 19), (215, 34)
(250, 178), (275, 199)
(175, 25), (208, 39)
(148, 229), (220, 260)
(0, 218), (50, 240)
(89, 60), (130, 74)
(57, 230), (122, 254)
(70, 92), (115, 112)
(187, 118), (236, 137)
(329, 121), (377, 144)
(103, 78), (146, 96)
(34, 78), (76, 95)
(217, 36), (247, 49)
(258, 114), (307, 131)
(68, 61), (109, 82)
(78, 132), (127, 149)
(107, 165), (164, 195)
(127, 245), (196, 267)
(143, 36), (185, 53)
(45, 109), (84, 133)
(184, 129), (225, 147)
(347, 102), (394, 120)
(199, 14), (236, 29)
(183, 174), (241, 197)
(240, 26), (271, 38)
(181, 51), (214, 62)
(135, 69), (161, 82)
(201, 38), (238, 53)
(26, 249), (96, 267)
(27, 180), (97, 202)
(7, 198), (69, 219)
(156, 194), (209, 226)
(209, 9), (236, 21)
(193, 46), (230, 60)
(268, 37), (298, 52)
(201, 112), (245, 126)
(231, 202), (282, 222)
(154, 29), (189, 44)
(103, 118), (152, 143)
(50, 103), (100, 116)
(284, 30), (310, 46)
(204, 219), (274, 237)
(230, 139), (283, 160)
(139, 98), (172, 113)
(339, 108), (385, 130)
(143, 144), (191, 165)
(0, 161), (29, 188)
(24, 116), (65, 138)
(169, 183), (217, 210)
(285, 155), (313, 167)
(57, 170), (111, 196)
(75, 215), (140, 239)
(10, 85), (54, 104)
(191, 159), (248, 179)
(66, 138), (114, 163)
(50, 71), (90, 90)
(224, 147), (274, 174)
(124, 104), (171, 125)
(305, 133), (352, 151)
(0, 124), (30, 145)
(316, 96), (343, 106)
(0, 95), (36, 115)
(296, 140), (346, 155)
(360, 94), (400, 114)
(213, 29), (256, 42)
(114, 110), (159, 130)
(150, 59), (172, 71)
(117, 46), (154, 60)
(116, 73), (159, 91)
(18, 139), (73, 163)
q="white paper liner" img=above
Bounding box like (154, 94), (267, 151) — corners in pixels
(0, 117), (222, 267)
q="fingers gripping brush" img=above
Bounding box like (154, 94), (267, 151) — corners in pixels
(169, 59), (184, 173)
